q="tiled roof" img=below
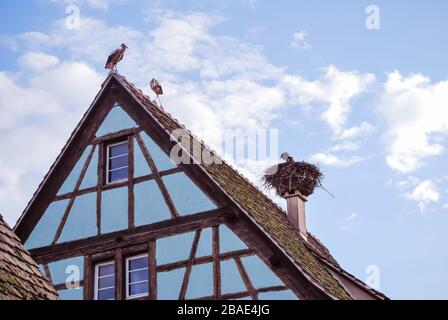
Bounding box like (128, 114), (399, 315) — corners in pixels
(0, 216), (58, 300)
(113, 73), (352, 300)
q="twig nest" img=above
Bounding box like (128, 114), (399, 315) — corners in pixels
(263, 161), (323, 197)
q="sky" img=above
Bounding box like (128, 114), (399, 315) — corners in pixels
(0, 0), (448, 299)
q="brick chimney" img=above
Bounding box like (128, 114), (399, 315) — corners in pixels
(283, 191), (308, 240)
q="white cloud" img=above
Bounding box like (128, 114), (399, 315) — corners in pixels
(310, 152), (367, 167)
(0, 11), (377, 222)
(443, 204), (448, 209)
(329, 141), (360, 152)
(281, 66), (375, 140)
(0, 62), (102, 223)
(290, 31), (311, 50)
(378, 71), (448, 173)
(48, 0), (123, 11)
(345, 213), (358, 221)
(17, 52), (60, 72)
(405, 180), (440, 212)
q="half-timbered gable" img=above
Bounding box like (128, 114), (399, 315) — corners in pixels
(14, 72), (386, 300)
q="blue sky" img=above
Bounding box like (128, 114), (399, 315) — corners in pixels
(1, 0), (448, 299)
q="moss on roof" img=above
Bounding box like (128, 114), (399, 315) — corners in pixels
(0, 216), (58, 300)
(114, 73), (352, 300)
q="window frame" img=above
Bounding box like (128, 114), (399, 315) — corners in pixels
(94, 260), (116, 300)
(106, 140), (129, 184)
(125, 253), (149, 299)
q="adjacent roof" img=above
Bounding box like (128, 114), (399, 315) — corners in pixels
(0, 215), (58, 300)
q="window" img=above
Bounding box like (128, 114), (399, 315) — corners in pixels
(106, 141), (129, 184)
(94, 261), (115, 300)
(126, 254), (149, 299)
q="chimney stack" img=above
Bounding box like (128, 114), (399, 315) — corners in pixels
(283, 191), (308, 240)
(263, 158), (323, 242)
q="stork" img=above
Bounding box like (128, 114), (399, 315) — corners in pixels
(280, 152), (294, 162)
(150, 78), (163, 96)
(105, 43), (128, 72)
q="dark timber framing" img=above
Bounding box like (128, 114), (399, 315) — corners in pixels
(14, 74), (346, 300)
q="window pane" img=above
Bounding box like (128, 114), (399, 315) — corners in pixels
(109, 167), (128, 182)
(130, 269), (148, 283)
(99, 263), (114, 277)
(110, 143), (128, 157)
(98, 287), (115, 300)
(98, 275), (115, 288)
(109, 155), (128, 170)
(129, 281), (148, 296)
(129, 257), (148, 271)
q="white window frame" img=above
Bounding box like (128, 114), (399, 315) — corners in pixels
(106, 140), (129, 184)
(94, 260), (115, 300)
(125, 254), (149, 299)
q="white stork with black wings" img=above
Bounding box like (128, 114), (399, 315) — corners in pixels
(280, 152), (294, 162)
(105, 43), (128, 71)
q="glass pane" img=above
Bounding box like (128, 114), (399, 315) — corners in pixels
(129, 269), (148, 283)
(110, 143), (128, 157)
(134, 180), (171, 226)
(25, 200), (68, 250)
(129, 257), (148, 271)
(98, 275), (115, 288)
(96, 106), (137, 137)
(162, 173), (216, 216)
(101, 187), (128, 233)
(98, 287), (115, 300)
(58, 193), (97, 243)
(109, 155), (128, 169)
(140, 132), (176, 172)
(99, 263), (115, 277)
(109, 167), (128, 182)
(129, 281), (148, 296)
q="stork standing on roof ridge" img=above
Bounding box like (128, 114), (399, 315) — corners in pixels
(150, 78), (164, 107)
(105, 43), (128, 72)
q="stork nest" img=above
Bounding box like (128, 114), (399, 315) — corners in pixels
(262, 161), (323, 197)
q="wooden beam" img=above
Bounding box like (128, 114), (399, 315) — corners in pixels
(128, 135), (135, 229)
(53, 167), (183, 201)
(31, 208), (232, 264)
(92, 127), (142, 145)
(195, 285), (288, 301)
(52, 144), (97, 244)
(212, 226), (221, 300)
(115, 248), (123, 300)
(234, 257), (258, 300)
(97, 143), (104, 235)
(16, 91), (119, 242)
(83, 255), (92, 300)
(135, 133), (179, 219)
(178, 230), (201, 300)
(148, 240), (157, 300)
(157, 249), (254, 273)
(43, 264), (52, 283)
